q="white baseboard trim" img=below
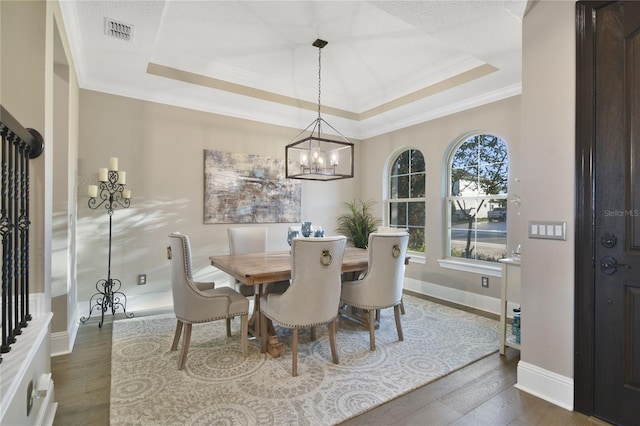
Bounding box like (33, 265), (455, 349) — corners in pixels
(404, 277), (516, 316)
(50, 331), (70, 356)
(50, 307), (80, 356)
(515, 361), (574, 411)
(403, 278), (574, 411)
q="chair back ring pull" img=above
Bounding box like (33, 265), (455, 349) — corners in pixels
(392, 245), (401, 258)
(321, 250), (333, 266)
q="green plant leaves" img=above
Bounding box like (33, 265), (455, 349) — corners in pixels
(335, 199), (381, 248)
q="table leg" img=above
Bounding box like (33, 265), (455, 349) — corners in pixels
(247, 283), (283, 357)
(246, 284), (263, 338)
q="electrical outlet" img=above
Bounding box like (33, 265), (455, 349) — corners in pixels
(138, 274), (146, 285)
(481, 276), (489, 288)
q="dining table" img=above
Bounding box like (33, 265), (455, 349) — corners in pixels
(209, 246), (370, 356)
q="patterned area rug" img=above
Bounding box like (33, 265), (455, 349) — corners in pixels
(110, 295), (499, 425)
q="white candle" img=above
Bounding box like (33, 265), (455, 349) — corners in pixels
(117, 171), (126, 185)
(98, 168), (108, 182)
(109, 157), (118, 171)
(88, 185), (98, 198)
(123, 189), (131, 199)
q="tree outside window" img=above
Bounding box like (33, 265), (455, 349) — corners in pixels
(388, 149), (425, 252)
(448, 134), (508, 262)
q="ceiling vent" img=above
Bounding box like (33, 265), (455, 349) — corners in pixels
(104, 18), (134, 41)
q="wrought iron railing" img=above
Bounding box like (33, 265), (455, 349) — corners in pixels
(0, 105), (44, 364)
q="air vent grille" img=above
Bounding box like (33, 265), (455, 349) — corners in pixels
(104, 18), (134, 41)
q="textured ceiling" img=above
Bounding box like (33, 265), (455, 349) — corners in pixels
(59, 1), (526, 139)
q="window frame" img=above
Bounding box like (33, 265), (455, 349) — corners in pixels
(385, 148), (426, 256)
(444, 133), (509, 265)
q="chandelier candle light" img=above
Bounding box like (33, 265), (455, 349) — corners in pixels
(285, 39), (354, 181)
(81, 157), (134, 328)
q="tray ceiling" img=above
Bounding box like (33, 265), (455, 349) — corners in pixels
(59, 1), (526, 139)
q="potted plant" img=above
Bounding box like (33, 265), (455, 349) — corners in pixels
(335, 199), (381, 248)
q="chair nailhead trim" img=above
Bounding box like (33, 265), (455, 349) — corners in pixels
(262, 314), (338, 329)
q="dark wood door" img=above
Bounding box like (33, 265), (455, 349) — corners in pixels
(576, 2), (640, 425)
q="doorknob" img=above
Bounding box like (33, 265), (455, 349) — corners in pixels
(600, 255), (631, 275)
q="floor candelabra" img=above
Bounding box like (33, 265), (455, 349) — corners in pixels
(81, 157), (134, 328)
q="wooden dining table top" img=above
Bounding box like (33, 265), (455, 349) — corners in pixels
(209, 246), (370, 286)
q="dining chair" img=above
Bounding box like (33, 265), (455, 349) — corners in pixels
(168, 232), (249, 369)
(227, 226), (289, 295)
(227, 227), (268, 296)
(340, 232), (409, 351)
(376, 225), (408, 314)
(259, 235), (347, 376)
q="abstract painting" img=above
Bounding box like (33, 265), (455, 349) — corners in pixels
(204, 150), (301, 223)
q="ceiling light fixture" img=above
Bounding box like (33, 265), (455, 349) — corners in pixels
(285, 39), (354, 181)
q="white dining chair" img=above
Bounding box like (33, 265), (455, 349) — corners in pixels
(227, 227), (268, 296)
(376, 225), (409, 314)
(340, 232), (409, 351)
(227, 226), (289, 295)
(260, 236), (347, 376)
(168, 232), (249, 369)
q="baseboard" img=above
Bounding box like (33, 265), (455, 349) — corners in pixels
(515, 361), (574, 411)
(404, 277), (521, 316)
(403, 278), (574, 411)
(50, 308), (80, 356)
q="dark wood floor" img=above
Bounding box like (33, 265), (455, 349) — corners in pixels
(52, 304), (605, 426)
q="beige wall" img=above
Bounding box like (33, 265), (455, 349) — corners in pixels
(1, 0), (47, 295)
(77, 90), (359, 306)
(76, 91), (522, 307)
(520, 0), (575, 379)
(50, 21), (77, 335)
(0, 0), (80, 422)
(361, 96), (522, 299)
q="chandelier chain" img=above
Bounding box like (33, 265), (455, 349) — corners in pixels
(317, 46), (322, 119)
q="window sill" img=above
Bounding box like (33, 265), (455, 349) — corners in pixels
(436, 258), (502, 277)
(407, 254), (426, 265)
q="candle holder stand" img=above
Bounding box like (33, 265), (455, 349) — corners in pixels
(80, 168), (134, 328)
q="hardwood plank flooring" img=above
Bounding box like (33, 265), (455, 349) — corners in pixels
(51, 303), (605, 426)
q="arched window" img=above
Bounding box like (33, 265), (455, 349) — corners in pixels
(387, 149), (425, 253)
(447, 134), (508, 262)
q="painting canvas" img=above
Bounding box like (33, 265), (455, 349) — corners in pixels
(204, 150), (301, 223)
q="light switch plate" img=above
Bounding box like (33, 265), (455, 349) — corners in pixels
(528, 221), (566, 240)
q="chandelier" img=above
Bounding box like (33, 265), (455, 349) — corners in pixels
(285, 39), (354, 181)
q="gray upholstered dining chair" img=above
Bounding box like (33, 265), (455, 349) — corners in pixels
(227, 227), (268, 296)
(259, 236), (347, 376)
(340, 232), (409, 351)
(168, 232), (249, 370)
(376, 225), (408, 314)
(227, 226), (289, 295)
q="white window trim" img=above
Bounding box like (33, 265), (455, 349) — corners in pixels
(407, 252), (426, 264)
(436, 258), (502, 277)
(385, 148), (426, 254)
(445, 133), (509, 267)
